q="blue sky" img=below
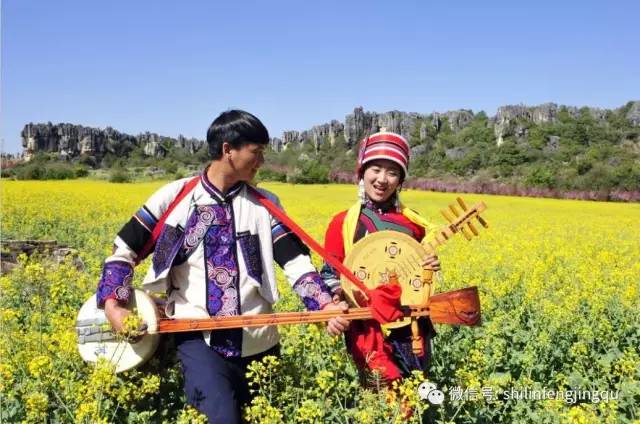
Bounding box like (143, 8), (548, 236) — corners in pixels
(2, 0), (639, 153)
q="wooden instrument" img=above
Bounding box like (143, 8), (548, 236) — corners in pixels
(77, 196), (487, 372)
(76, 286), (480, 372)
(340, 197), (487, 352)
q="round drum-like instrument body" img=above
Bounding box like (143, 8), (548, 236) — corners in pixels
(341, 231), (434, 329)
(76, 289), (160, 373)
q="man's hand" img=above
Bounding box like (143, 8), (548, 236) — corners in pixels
(104, 298), (131, 333)
(323, 294), (351, 336)
(421, 254), (441, 272)
(104, 299), (148, 342)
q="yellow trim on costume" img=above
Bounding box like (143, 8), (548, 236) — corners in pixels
(343, 202), (361, 255)
(341, 201), (438, 255)
(399, 203), (438, 242)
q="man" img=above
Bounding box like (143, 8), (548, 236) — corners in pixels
(97, 110), (349, 422)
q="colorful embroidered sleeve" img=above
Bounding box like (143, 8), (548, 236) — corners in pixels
(293, 272), (333, 311)
(271, 221), (311, 267)
(96, 261), (134, 307)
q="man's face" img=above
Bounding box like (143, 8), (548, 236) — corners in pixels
(228, 142), (265, 181)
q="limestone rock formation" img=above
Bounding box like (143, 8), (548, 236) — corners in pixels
(344, 108), (440, 145)
(432, 110), (475, 132)
(546, 135), (561, 151)
(344, 107), (379, 145)
(308, 120), (344, 148)
(494, 104), (559, 146)
(272, 101), (638, 154)
(281, 131), (303, 150)
(176, 135), (204, 154)
(21, 123), (204, 161)
(625, 101), (640, 126)
(445, 147), (467, 160)
(270, 137), (283, 152)
(21, 101), (639, 159)
(410, 144), (428, 156)
(493, 102), (622, 146)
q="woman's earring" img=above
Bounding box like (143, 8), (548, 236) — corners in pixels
(358, 179), (366, 204)
(395, 186), (402, 211)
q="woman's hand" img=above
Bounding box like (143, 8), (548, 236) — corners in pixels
(323, 293), (351, 336)
(421, 254), (441, 272)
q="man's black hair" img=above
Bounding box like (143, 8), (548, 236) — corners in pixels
(206, 110), (269, 159)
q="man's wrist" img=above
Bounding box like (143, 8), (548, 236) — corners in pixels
(104, 296), (127, 311)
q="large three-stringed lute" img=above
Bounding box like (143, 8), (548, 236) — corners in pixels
(340, 197), (487, 352)
(76, 286), (480, 372)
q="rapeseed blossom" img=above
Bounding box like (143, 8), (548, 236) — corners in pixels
(1, 180), (638, 422)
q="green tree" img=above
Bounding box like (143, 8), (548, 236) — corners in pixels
(525, 166), (556, 188)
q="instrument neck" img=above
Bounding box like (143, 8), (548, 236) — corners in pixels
(157, 305), (428, 334)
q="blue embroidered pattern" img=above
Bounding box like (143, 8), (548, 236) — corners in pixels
(184, 205), (229, 250)
(293, 272), (333, 311)
(133, 206), (157, 232)
(271, 222), (292, 243)
(203, 203), (242, 357)
(97, 261), (133, 307)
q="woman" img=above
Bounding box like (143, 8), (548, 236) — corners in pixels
(321, 130), (440, 387)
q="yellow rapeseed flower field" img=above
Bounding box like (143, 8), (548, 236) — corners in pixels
(1, 180), (639, 423)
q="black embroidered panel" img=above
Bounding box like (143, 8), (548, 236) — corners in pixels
(152, 225), (185, 276)
(238, 233), (263, 284)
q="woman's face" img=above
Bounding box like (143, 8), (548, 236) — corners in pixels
(362, 159), (403, 203)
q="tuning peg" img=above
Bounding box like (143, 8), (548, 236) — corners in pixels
(477, 215), (489, 228)
(449, 204), (462, 217)
(440, 209), (455, 223)
(460, 227), (472, 240)
(435, 233), (447, 244)
(456, 197), (468, 211)
(467, 221), (479, 236)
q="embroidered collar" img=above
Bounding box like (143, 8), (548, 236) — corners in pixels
(363, 196), (397, 214)
(200, 168), (245, 203)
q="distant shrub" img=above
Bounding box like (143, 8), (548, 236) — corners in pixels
(257, 168), (287, 182)
(79, 154), (98, 168)
(109, 168), (132, 183)
(44, 162), (76, 179)
(287, 162), (329, 184)
(12, 164), (42, 180)
(74, 166), (90, 178)
(11, 162), (77, 180)
(524, 166), (556, 188)
(160, 159), (178, 175)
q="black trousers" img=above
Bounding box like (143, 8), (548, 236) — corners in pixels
(175, 332), (279, 423)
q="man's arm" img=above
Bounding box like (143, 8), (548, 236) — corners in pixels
(97, 179), (189, 331)
(263, 192), (350, 335)
(271, 222), (333, 311)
